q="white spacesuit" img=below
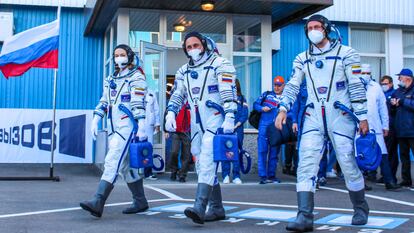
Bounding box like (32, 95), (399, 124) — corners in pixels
(278, 15), (370, 232)
(145, 90), (160, 144)
(95, 67), (147, 184)
(165, 32), (237, 224)
(80, 44), (149, 218)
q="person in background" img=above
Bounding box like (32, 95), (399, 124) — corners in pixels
(391, 68), (414, 188)
(167, 101), (191, 183)
(144, 90), (161, 180)
(254, 76), (285, 184)
(221, 79), (248, 184)
(359, 64), (400, 190)
(284, 82), (307, 177)
(380, 75), (398, 183)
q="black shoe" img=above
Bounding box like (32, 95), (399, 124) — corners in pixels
(286, 192), (314, 232)
(184, 183), (212, 224)
(80, 180), (114, 218)
(170, 172), (177, 181)
(349, 189), (369, 225)
(399, 180), (412, 187)
(385, 182), (401, 190)
(122, 179), (149, 214)
(283, 167), (290, 175)
(364, 184), (372, 191)
(179, 177), (186, 183)
(205, 184), (226, 222)
(376, 177), (384, 184)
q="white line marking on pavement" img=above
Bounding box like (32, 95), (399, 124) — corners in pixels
(318, 186), (414, 207)
(0, 198), (171, 219)
(175, 198), (414, 217)
(144, 185), (184, 200)
(148, 182), (297, 187)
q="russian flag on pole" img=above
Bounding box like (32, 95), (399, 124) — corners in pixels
(0, 20), (59, 78)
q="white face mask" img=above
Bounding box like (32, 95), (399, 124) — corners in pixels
(187, 49), (202, 61)
(308, 30), (324, 44)
(115, 56), (128, 69)
(381, 85), (390, 92)
(398, 81), (406, 88)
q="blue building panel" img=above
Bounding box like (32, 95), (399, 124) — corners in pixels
(272, 21), (349, 83)
(0, 5), (103, 110)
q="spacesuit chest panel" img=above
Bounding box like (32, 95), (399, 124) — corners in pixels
(108, 77), (130, 106)
(185, 58), (218, 105)
(304, 46), (345, 102)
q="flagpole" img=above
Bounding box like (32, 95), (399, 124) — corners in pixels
(49, 68), (58, 179)
(48, 4), (61, 181)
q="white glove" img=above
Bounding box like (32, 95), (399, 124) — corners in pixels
(137, 119), (147, 141)
(221, 114), (235, 134)
(90, 115), (101, 141)
(165, 111), (177, 132)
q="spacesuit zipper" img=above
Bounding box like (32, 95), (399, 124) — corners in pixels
(108, 105), (114, 134)
(321, 101), (330, 155)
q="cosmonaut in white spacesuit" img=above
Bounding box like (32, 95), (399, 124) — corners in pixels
(275, 15), (370, 232)
(165, 32), (237, 224)
(80, 44), (149, 218)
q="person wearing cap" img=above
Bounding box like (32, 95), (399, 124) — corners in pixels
(390, 68), (414, 187)
(80, 44), (149, 218)
(359, 64), (400, 191)
(165, 32), (237, 224)
(253, 76), (285, 184)
(275, 15), (370, 231)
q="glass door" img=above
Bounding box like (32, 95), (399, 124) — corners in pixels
(140, 41), (167, 172)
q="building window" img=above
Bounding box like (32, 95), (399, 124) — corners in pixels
(403, 30), (414, 69)
(129, 11), (160, 49)
(233, 16), (261, 52)
(350, 28), (386, 80)
(166, 13), (226, 44)
(234, 56), (261, 129)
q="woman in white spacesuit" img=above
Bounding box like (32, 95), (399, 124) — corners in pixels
(80, 44), (149, 218)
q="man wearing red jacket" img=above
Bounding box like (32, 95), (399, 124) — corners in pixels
(167, 102), (191, 182)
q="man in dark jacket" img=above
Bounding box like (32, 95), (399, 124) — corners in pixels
(391, 68), (414, 187)
(380, 75), (398, 183)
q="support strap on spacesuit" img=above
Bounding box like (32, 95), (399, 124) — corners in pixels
(118, 104), (138, 134)
(333, 101), (360, 124)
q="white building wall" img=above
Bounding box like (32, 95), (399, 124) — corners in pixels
(319, 0), (414, 26)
